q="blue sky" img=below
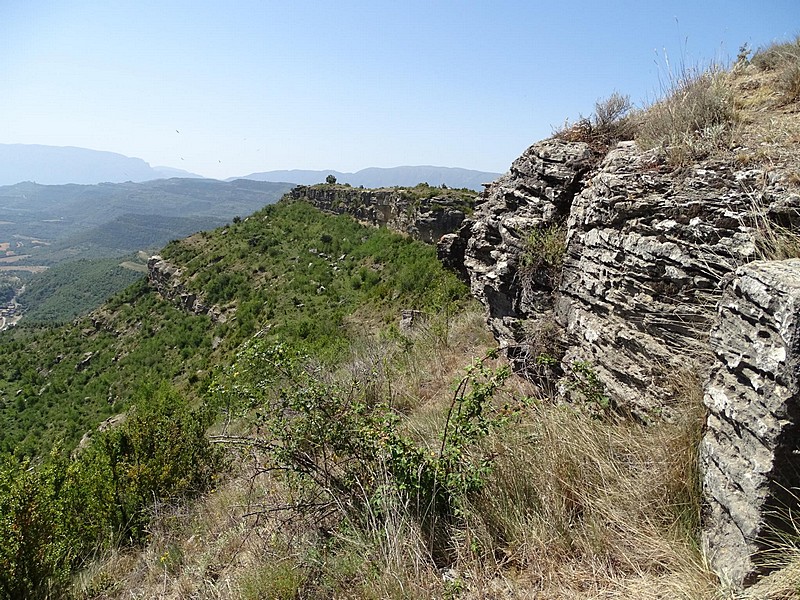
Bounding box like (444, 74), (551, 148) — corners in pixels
(1, 1), (796, 179)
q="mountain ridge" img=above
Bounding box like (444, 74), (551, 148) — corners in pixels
(0, 144), (499, 190)
(0, 144), (205, 185)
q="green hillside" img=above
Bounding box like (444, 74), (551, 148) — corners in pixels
(0, 178), (298, 330)
(0, 199), (467, 456)
(18, 256), (146, 323)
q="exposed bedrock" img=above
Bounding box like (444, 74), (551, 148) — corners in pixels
(701, 260), (800, 588)
(289, 185), (471, 244)
(440, 138), (595, 376)
(147, 255), (222, 321)
(556, 142), (762, 419)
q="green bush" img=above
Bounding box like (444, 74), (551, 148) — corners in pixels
(92, 383), (221, 541)
(0, 383), (221, 598)
(214, 341), (510, 559)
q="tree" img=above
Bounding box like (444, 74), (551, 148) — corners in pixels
(325, 174), (337, 185)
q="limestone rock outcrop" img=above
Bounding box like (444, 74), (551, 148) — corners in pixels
(289, 185), (473, 244)
(147, 255), (222, 321)
(701, 260), (800, 588)
(441, 130), (800, 587)
(444, 134), (800, 420)
(439, 139), (594, 373)
(557, 144), (762, 418)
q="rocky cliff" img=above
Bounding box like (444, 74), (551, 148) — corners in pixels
(147, 255), (223, 322)
(442, 136), (799, 420)
(439, 117), (800, 586)
(289, 184), (475, 244)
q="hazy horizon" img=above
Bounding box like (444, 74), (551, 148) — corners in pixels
(2, 1), (796, 179)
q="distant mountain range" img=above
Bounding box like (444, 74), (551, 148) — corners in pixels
(0, 144), (202, 185)
(233, 166), (501, 191)
(0, 178), (294, 264)
(0, 144), (500, 190)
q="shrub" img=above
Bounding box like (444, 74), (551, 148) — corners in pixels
(92, 383), (221, 541)
(519, 223), (567, 291)
(554, 92), (635, 151)
(751, 36), (800, 104)
(751, 36), (800, 70)
(0, 384), (221, 598)
(214, 341), (510, 560)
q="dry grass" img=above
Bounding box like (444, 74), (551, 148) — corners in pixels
(448, 367), (718, 599)
(636, 64), (737, 167)
(751, 36), (800, 104)
(553, 92), (636, 154)
(76, 307), (800, 599)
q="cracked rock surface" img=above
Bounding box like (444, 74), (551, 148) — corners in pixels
(701, 259), (800, 588)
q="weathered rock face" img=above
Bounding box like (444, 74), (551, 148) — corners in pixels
(147, 255), (222, 321)
(443, 131), (800, 586)
(556, 143), (762, 418)
(444, 134), (800, 420)
(439, 139), (595, 372)
(701, 260), (800, 588)
(289, 185), (473, 244)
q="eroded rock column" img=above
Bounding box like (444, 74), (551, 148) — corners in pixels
(701, 259), (800, 587)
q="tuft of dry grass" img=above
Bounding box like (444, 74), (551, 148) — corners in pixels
(448, 367), (719, 599)
(553, 92), (636, 154)
(751, 36), (800, 104)
(744, 187), (800, 261)
(636, 64), (737, 167)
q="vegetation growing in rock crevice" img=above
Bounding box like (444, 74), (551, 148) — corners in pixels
(519, 222), (567, 291)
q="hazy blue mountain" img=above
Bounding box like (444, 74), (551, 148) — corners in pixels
(152, 165), (204, 178)
(0, 144), (202, 185)
(233, 166), (501, 191)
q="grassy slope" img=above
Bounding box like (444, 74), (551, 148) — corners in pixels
(18, 256), (147, 323)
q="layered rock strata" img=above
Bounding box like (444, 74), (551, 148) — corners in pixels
(701, 259), (800, 588)
(557, 143), (761, 418)
(442, 135), (800, 419)
(439, 139), (595, 376)
(147, 255), (222, 321)
(290, 185), (473, 244)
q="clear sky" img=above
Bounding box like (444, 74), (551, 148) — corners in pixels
(1, 1), (796, 179)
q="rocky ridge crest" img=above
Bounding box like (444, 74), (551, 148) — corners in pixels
(439, 130), (800, 587)
(288, 184), (475, 244)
